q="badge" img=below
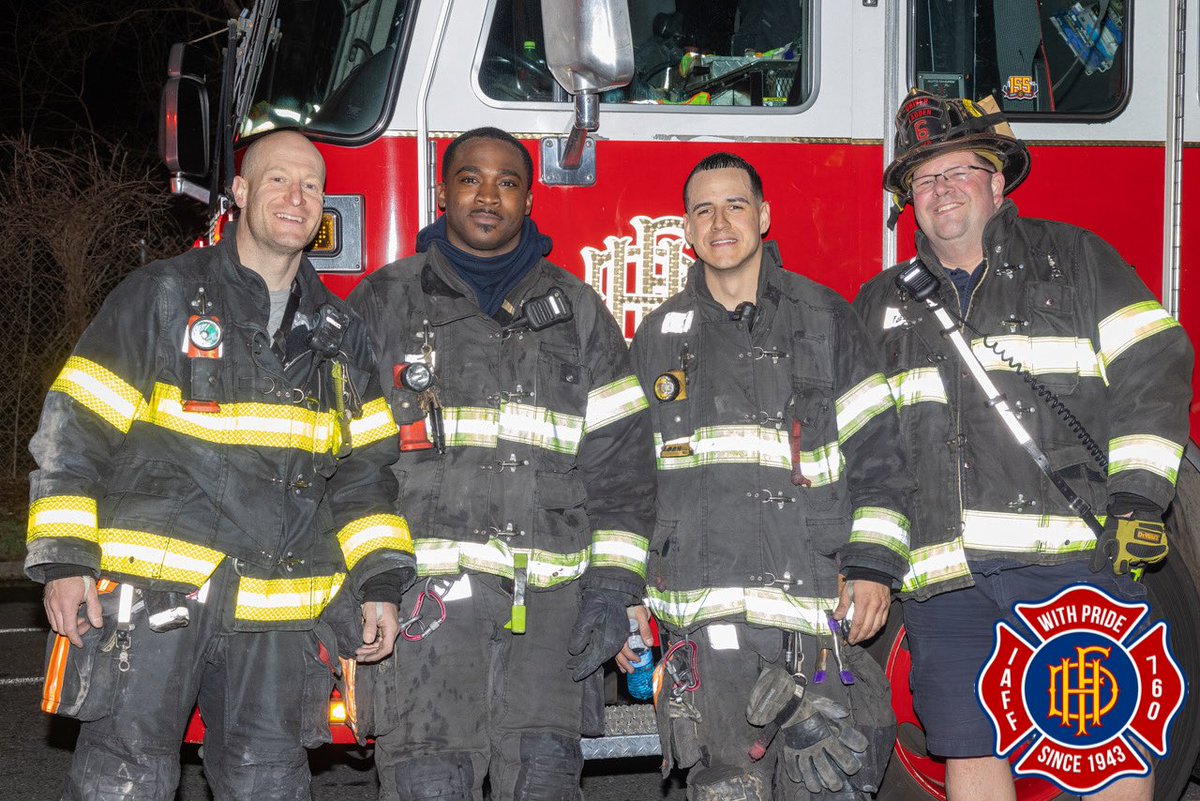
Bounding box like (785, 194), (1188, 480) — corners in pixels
(654, 370), (686, 402)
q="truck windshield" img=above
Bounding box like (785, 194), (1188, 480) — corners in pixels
(241, 0), (414, 139)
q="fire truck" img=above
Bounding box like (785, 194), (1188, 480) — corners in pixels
(161, 1), (1200, 798)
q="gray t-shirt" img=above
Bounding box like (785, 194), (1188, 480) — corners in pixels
(267, 288), (291, 337)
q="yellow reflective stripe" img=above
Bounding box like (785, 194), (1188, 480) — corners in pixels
(971, 336), (1104, 380)
(848, 506), (910, 558)
(887, 367), (948, 409)
(653, 425), (844, 485)
(961, 509), (1096, 554)
(234, 573), (344, 623)
(589, 530), (649, 578)
(141, 383), (338, 451)
(1108, 435), (1183, 483)
(442, 407), (498, 448)
(1099, 301), (1179, 367)
(836, 373), (895, 443)
(98, 529), (224, 587)
(413, 538), (589, 588)
(900, 538), (971, 594)
(50, 356), (145, 434)
(645, 586), (840, 635)
(350, 397), (399, 449)
(28, 495), (98, 544)
(337, 514), (413, 570)
(440, 404), (586, 454)
(585, 375), (649, 434)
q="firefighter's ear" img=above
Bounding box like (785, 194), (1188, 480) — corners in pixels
(523, 188), (533, 216)
(758, 200), (771, 236)
(231, 176), (247, 209)
(436, 182), (447, 211)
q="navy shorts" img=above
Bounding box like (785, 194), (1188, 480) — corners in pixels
(901, 560), (1148, 758)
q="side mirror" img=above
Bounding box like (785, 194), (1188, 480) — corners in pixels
(541, 0), (634, 95)
(159, 43), (211, 199)
(539, 0), (634, 185)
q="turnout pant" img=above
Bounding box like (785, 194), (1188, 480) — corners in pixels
(659, 622), (894, 801)
(371, 572), (587, 801)
(57, 563), (336, 801)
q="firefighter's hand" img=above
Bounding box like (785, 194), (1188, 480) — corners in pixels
(1091, 513), (1169, 576)
(567, 588), (630, 681)
(45, 576), (102, 648)
(356, 601), (400, 663)
(833, 577), (890, 645)
(616, 604), (652, 674)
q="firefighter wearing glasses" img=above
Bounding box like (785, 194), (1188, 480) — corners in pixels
(28, 131), (415, 801)
(630, 153), (911, 801)
(853, 90), (1192, 801)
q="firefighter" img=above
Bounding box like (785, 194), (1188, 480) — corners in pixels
(853, 90), (1193, 801)
(347, 127), (655, 801)
(629, 152), (910, 800)
(27, 130), (416, 801)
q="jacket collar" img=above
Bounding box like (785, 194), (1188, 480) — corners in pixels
(686, 240), (785, 341)
(914, 199), (1019, 275)
(214, 223), (325, 324)
(420, 243), (548, 327)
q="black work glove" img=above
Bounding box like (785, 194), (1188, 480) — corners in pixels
(1091, 494), (1169, 576)
(566, 588), (630, 681)
(780, 695), (870, 793)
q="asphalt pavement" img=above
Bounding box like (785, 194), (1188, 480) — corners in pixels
(0, 574), (1195, 800)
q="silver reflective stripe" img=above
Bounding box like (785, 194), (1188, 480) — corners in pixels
(589, 530), (649, 577)
(1098, 301), (1180, 367)
(886, 367), (948, 409)
(653, 425), (843, 485)
(585, 375), (648, 433)
(1108, 434), (1184, 483)
(836, 373), (895, 443)
(849, 506), (910, 558)
(961, 509), (1096, 554)
(413, 537), (588, 588)
(970, 335), (1105, 380)
(645, 586), (839, 635)
(900, 538), (972, 594)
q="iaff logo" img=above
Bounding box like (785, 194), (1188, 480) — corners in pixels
(581, 216), (693, 341)
(977, 585), (1186, 794)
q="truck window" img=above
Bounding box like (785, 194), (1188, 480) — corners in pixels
(480, 0), (814, 107)
(241, 0), (415, 139)
(912, 0), (1128, 118)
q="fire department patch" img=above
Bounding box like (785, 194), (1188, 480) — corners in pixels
(977, 584), (1186, 794)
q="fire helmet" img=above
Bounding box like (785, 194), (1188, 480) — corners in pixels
(883, 88), (1031, 207)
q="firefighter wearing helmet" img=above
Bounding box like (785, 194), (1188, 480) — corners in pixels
(854, 89), (1193, 800)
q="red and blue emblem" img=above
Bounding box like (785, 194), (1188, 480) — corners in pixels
(977, 584), (1186, 794)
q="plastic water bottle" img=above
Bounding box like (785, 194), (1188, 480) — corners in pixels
(626, 617), (655, 701)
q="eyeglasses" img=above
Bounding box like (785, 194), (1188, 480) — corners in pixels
(910, 164), (996, 194)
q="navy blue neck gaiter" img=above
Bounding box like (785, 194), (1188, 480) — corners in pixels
(416, 216), (553, 316)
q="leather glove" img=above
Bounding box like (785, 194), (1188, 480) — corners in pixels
(1091, 495), (1168, 576)
(780, 695), (870, 793)
(566, 588), (629, 681)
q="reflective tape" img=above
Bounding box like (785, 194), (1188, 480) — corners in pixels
(653, 425), (843, 486)
(28, 495), (98, 544)
(413, 538), (589, 588)
(961, 509), (1096, 554)
(1099, 301), (1180, 367)
(900, 538), (972, 594)
(50, 357), (145, 434)
(1108, 434), (1183, 483)
(848, 506), (911, 558)
(337, 514), (414, 571)
(98, 529), (224, 588)
(440, 404), (585, 455)
(645, 586), (840, 635)
(886, 367), (948, 409)
(350, 397), (400, 449)
(234, 573), (344, 623)
(589, 530), (649, 578)
(585, 375), (649, 434)
(142, 383), (340, 451)
(836, 373), (895, 443)
(970, 336), (1104, 380)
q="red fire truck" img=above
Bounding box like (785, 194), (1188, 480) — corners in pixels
(162, 1), (1200, 798)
